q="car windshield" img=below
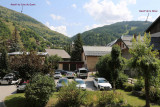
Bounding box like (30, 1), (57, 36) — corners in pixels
(5, 74), (13, 76)
(80, 70), (87, 73)
(67, 72), (73, 75)
(76, 80), (85, 84)
(98, 79), (108, 83)
(59, 79), (68, 84)
(55, 72), (60, 74)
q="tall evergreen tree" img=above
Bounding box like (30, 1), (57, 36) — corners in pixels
(10, 27), (23, 52)
(71, 33), (83, 61)
(109, 45), (125, 92)
(0, 48), (10, 77)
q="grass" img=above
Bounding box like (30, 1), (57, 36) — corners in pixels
(5, 93), (26, 107)
(4, 90), (160, 107)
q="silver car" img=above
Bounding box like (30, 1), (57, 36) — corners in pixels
(54, 72), (62, 79)
(17, 82), (27, 93)
(74, 78), (86, 90)
(56, 78), (69, 91)
(66, 72), (75, 79)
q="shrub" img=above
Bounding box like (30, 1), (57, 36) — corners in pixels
(141, 87), (160, 104)
(133, 79), (144, 91)
(57, 81), (87, 107)
(25, 74), (55, 107)
(98, 91), (126, 106)
(123, 82), (134, 92)
(116, 73), (128, 89)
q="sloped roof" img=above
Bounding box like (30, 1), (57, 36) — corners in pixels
(146, 16), (160, 33)
(121, 35), (133, 48)
(45, 49), (71, 59)
(83, 46), (112, 56)
(7, 52), (48, 56)
(107, 39), (117, 47)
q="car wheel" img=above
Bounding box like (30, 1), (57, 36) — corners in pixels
(17, 90), (19, 93)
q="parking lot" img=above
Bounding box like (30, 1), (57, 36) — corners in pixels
(0, 85), (17, 107)
(55, 72), (97, 91)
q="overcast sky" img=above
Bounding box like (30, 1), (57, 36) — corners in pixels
(0, 0), (159, 37)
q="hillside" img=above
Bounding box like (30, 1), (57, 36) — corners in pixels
(0, 5), (69, 52)
(72, 21), (152, 46)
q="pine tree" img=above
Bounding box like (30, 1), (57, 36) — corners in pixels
(0, 48), (10, 77)
(10, 27), (23, 52)
(71, 33), (83, 61)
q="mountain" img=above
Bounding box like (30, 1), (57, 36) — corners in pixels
(0, 5), (69, 52)
(71, 21), (152, 46)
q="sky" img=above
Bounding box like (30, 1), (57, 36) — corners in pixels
(0, 0), (159, 37)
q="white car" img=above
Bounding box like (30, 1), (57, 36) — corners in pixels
(17, 82), (27, 93)
(93, 78), (112, 90)
(54, 72), (62, 79)
(74, 78), (86, 90)
(0, 78), (19, 85)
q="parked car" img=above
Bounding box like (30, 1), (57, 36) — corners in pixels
(93, 77), (112, 90)
(56, 69), (68, 75)
(0, 78), (12, 85)
(3, 73), (15, 79)
(54, 72), (62, 79)
(56, 78), (69, 91)
(17, 82), (28, 93)
(77, 68), (88, 79)
(74, 78), (86, 90)
(66, 72), (75, 79)
(0, 77), (19, 85)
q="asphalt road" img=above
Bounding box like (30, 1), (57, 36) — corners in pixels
(0, 85), (17, 107)
(55, 72), (97, 91)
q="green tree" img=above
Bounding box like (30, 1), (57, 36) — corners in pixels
(129, 34), (160, 107)
(10, 27), (23, 52)
(25, 73), (55, 107)
(48, 55), (62, 70)
(71, 33), (83, 61)
(10, 51), (45, 80)
(109, 45), (125, 92)
(0, 48), (10, 77)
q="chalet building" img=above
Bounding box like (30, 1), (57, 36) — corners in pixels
(107, 35), (139, 59)
(45, 49), (71, 61)
(146, 15), (160, 57)
(82, 46), (112, 71)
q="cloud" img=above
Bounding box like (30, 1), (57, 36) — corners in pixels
(45, 22), (68, 36)
(83, 0), (136, 24)
(50, 14), (65, 20)
(85, 24), (104, 30)
(72, 4), (77, 8)
(138, 16), (153, 21)
(46, 0), (51, 5)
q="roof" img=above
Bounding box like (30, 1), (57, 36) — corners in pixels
(151, 32), (160, 37)
(83, 46), (112, 56)
(120, 35), (133, 48)
(45, 49), (71, 59)
(7, 52), (48, 56)
(146, 16), (160, 33)
(107, 39), (117, 47)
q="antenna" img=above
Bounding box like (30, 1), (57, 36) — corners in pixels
(146, 13), (149, 22)
(21, 5), (23, 13)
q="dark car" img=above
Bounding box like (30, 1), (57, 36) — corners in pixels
(56, 70), (67, 75)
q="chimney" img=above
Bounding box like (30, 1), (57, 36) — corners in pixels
(134, 34), (137, 40)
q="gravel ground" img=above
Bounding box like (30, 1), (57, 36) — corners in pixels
(0, 85), (17, 107)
